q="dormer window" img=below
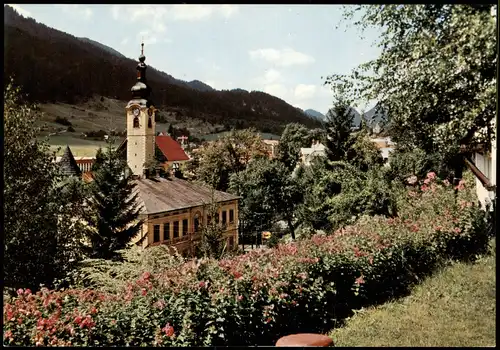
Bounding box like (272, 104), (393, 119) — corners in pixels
(133, 117), (140, 128)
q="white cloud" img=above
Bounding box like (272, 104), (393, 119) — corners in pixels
(263, 69), (282, 84)
(6, 4), (32, 18)
(110, 5), (239, 44)
(253, 68), (282, 85)
(249, 48), (315, 67)
(110, 5), (238, 24)
(264, 84), (289, 99)
(56, 5), (93, 20)
(294, 84), (317, 99)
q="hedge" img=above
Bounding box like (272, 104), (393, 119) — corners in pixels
(3, 173), (490, 346)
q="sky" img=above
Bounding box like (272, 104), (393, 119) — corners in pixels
(7, 4), (382, 114)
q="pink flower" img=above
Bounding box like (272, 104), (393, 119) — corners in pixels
(162, 323), (175, 337)
(427, 172), (436, 180)
(454, 179), (466, 191)
(237, 295), (244, 301)
(423, 178), (430, 184)
(355, 276), (365, 285)
(16, 289), (24, 296)
(141, 288), (147, 296)
(142, 271), (151, 280)
(454, 227), (462, 233)
(421, 184), (429, 192)
(199, 281), (206, 288)
(24, 289), (32, 295)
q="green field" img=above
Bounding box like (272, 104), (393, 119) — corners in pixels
(330, 239), (496, 347)
(201, 131), (280, 141)
(36, 96), (223, 157)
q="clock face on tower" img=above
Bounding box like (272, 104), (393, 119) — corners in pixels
(133, 107), (140, 117)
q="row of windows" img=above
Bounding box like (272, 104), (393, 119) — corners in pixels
(152, 209), (235, 243)
(153, 219), (188, 243)
(205, 209), (235, 226)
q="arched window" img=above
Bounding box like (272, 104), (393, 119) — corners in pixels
(148, 117), (152, 128)
(133, 117), (139, 128)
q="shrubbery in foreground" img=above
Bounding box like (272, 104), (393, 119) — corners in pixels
(3, 173), (489, 346)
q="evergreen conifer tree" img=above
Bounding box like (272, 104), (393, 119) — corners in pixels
(84, 140), (142, 260)
(324, 98), (355, 163)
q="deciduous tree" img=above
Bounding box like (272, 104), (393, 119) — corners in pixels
(276, 123), (313, 171)
(229, 158), (302, 239)
(192, 129), (268, 191)
(327, 5), (496, 157)
(4, 81), (86, 291)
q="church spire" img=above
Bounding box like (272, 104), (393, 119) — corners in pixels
(130, 41), (151, 102)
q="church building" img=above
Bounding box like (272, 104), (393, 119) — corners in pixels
(124, 43), (240, 255)
(61, 43), (240, 256)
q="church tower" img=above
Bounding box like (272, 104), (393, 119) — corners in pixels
(126, 42), (156, 176)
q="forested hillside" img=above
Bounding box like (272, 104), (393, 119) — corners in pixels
(4, 6), (321, 134)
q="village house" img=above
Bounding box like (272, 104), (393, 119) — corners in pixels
(469, 122), (496, 210)
(370, 136), (394, 163)
(299, 140), (327, 166)
(262, 139), (279, 158)
(58, 42), (240, 256)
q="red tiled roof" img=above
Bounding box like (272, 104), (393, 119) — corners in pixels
(155, 135), (190, 162)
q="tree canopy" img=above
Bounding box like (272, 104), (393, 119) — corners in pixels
(189, 129), (269, 192)
(326, 5), (497, 156)
(229, 157), (302, 239)
(4, 81), (86, 291)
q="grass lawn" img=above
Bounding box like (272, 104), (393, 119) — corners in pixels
(330, 239), (496, 347)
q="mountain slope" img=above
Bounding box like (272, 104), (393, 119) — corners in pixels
(78, 37), (126, 59)
(363, 105), (388, 126)
(304, 109), (325, 121)
(3, 6), (320, 134)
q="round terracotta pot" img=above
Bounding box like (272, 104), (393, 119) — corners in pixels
(276, 333), (334, 347)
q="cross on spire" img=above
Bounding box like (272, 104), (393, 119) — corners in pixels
(141, 38), (144, 55)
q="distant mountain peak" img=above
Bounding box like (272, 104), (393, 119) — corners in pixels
(304, 109), (325, 121)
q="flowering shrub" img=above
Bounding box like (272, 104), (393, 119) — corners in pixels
(3, 172), (489, 346)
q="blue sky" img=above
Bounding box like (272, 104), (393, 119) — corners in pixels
(8, 4), (381, 114)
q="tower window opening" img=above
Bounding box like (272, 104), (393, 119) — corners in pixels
(133, 117), (140, 128)
(148, 117), (152, 128)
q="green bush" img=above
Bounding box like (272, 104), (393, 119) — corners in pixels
(3, 173), (489, 346)
(54, 116), (72, 127)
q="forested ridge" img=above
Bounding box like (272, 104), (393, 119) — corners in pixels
(4, 6), (321, 133)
